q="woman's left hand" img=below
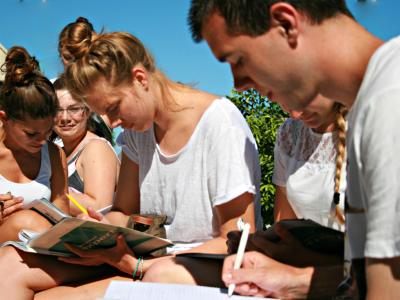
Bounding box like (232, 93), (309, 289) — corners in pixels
(58, 234), (137, 274)
(0, 193), (24, 223)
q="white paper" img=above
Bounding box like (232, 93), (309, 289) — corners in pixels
(101, 281), (276, 300)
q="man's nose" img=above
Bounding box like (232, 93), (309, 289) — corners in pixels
(231, 66), (250, 92)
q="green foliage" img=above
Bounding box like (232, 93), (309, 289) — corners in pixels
(228, 89), (287, 226)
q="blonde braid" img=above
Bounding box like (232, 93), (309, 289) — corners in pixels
(333, 103), (347, 224)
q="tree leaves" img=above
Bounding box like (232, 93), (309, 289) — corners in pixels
(228, 89), (287, 226)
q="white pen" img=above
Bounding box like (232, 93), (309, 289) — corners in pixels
(228, 222), (251, 297)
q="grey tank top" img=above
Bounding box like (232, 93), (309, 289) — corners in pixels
(67, 137), (115, 193)
(67, 146), (85, 193)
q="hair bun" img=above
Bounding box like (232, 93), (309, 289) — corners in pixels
(58, 17), (96, 63)
(76, 16), (94, 31)
(3, 46), (39, 86)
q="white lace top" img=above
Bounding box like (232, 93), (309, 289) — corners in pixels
(272, 119), (345, 231)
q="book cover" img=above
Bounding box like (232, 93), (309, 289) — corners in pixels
(1, 198), (173, 257)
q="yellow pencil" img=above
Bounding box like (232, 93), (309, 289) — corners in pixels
(66, 193), (88, 215)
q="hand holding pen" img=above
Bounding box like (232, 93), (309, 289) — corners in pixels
(227, 219), (251, 296)
(66, 194), (110, 224)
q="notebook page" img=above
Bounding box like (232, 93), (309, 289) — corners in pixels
(100, 281), (276, 300)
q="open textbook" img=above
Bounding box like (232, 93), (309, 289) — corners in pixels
(99, 281), (276, 300)
(0, 198), (172, 257)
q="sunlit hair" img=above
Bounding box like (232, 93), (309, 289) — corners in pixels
(58, 17), (97, 64)
(0, 46), (58, 121)
(333, 102), (347, 224)
(189, 0), (354, 42)
(64, 31), (178, 108)
(52, 75), (113, 144)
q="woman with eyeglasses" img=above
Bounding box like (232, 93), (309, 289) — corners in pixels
(52, 77), (119, 216)
(0, 46), (69, 242)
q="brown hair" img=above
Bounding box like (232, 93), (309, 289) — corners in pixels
(64, 31), (176, 106)
(333, 103), (347, 224)
(58, 17), (97, 64)
(53, 76), (114, 144)
(189, 0), (354, 42)
(0, 46), (58, 121)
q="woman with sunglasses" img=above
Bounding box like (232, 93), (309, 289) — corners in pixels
(52, 77), (119, 216)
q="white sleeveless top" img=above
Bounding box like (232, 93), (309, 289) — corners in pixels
(0, 143), (52, 208)
(272, 119), (346, 231)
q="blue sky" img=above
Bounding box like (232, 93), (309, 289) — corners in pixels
(1, 0), (400, 97)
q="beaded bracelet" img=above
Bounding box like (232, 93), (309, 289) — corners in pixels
(139, 256), (145, 280)
(132, 256), (142, 280)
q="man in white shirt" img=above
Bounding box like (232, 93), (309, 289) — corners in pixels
(188, 0), (400, 299)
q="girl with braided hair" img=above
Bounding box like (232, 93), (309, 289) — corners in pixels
(0, 46), (68, 242)
(226, 96), (347, 268)
(273, 97), (347, 230)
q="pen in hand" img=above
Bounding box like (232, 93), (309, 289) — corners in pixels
(66, 193), (88, 215)
(228, 222), (251, 297)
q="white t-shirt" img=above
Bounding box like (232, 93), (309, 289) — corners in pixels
(0, 143), (52, 208)
(273, 119), (346, 231)
(118, 98), (262, 252)
(347, 36), (400, 259)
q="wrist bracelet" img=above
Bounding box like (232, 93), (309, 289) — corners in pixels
(139, 257), (145, 280)
(132, 256), (142, 280)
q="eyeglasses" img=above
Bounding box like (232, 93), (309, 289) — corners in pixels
(56, 106), (86, 116)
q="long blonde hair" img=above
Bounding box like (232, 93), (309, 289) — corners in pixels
(332, 103), (348, 224)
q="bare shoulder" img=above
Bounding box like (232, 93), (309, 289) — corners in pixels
(81, 138), (117, 161)
(191, 90), (222, 113)
(196, 90), (221, 102)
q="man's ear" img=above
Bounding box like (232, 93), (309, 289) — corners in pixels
(131, 66), (149, 90)
(269, 3), (300, 48)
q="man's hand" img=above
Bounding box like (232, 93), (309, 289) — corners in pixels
(227, 224), (342, 266)
(222, 251), (311, 299)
